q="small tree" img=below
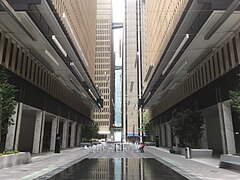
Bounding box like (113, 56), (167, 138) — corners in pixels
(81, 122), (100, 141)
(229, 74), (240, 113)
(139, 111), (153, 141)
(0, 67), (16, 151)
(171, 109), (204, 148)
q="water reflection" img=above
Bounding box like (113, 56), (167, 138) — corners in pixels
(53, 158), (187, 180)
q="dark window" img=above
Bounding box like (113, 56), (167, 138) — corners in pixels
(221, 48), (226, 71)
(208, 60), (212, 80)
(226, 43), (232, 67)
(212, 56), (216, 77)
(25, 56), (29, 77)
(204, 63), (208, 82)
(201, 66), (204, 85)
(29, 59), (32, 79)
(33, 63), (37, 82)
(216, 53), (221, 74)
(20, 52), (24, 74)
(8, 43), (14, 67)
(232, 37), (238, 63)
(14, 48), (19, 71)
(2, 38), (8, 64)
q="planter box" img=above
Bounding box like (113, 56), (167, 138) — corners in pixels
(190, 149), (213, 158)
(177, 148), (212, 158)
(0, 152), (31, 169)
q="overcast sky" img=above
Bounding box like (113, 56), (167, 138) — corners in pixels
(112, 0), (124, 23)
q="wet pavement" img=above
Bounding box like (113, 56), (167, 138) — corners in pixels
(0, 144), (239, 180)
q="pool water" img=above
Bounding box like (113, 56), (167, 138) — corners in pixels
(51, 158), (187, 180)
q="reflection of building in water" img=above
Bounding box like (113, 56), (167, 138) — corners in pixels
(122, 158), (143, 180)
(89, 159), (114, 179)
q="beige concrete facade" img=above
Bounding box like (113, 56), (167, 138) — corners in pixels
(142, 0), (188, 89)
(93, 0), (112, 135)
(124, 0), (139, 139)
(50, 0), (97, 81)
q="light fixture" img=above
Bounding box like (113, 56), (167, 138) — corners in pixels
(204, 0), (240, 40)
(144, 63), (154, 82)
(52, 35), (67, 57)
(176, 61), (188, 74)
(62, 13), (89, 67)
(90, 101), (95, 107)
(70, 78), (80, 91)
(82, 92), (87, 98)
(70, 62), (85, 81)
(88, 89), (97, 101)
(144, 92), (151, 103)
(45, 50), (59, 66)
(162, 78), (173, 91)
(162, 34), (189, 75)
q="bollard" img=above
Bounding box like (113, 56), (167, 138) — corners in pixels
(185, 147), (191, 159)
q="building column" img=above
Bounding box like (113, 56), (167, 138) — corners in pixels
(218, 103), (227, 154)
(155, 125), (160, 145)
(222, 101), (236, 154)
(32, 111), (45, 154)
(39, 111), (46, 153)
(76, 124), (82, 146)
(5, 102), (22, 150)
(50, 116), (58, 151)
(62, 120), (68, 149)
(70, 122), (77, 148)
(160, 124), (165, 146)
(201, 121), (208, 149)
(166, 122), (172, 148)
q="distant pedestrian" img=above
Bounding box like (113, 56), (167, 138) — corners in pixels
(55, 133), (61, 153)
(138, 142), (145, 153)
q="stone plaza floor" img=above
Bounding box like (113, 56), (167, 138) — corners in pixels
(0, 145), (239, 180)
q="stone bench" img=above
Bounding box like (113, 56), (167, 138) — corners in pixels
(220, 154), (240, 171)
(0, 152), (31, 169)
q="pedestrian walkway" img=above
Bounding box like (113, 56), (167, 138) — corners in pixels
(0, 145), (239, 180)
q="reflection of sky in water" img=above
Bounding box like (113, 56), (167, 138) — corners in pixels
(53, 158), (187, 180)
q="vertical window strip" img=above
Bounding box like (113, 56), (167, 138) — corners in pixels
(226, 42), (232, 68)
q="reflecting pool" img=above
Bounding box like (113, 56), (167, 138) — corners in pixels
(51, 158), (187, 180)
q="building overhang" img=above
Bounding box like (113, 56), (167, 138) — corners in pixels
(142, 0), (240, 108)
(0, 0), (103, 109)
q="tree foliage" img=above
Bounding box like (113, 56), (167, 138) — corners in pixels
(229, 74), (240, 113)
(171, 109), (204, 148)
(81, 122), (100, 141)
(0, 67), (16, 138)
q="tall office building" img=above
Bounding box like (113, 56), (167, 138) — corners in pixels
(141, 0), (240, 155)
(94, 0), (113, 136)
(123, 0), (141, 141)
(0, 0), (102, 153)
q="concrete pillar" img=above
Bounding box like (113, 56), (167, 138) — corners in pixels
(175, 136), (180, 147)
(166, 122), (172, 148)
(222, 101), (236, 154)
(5, 102), (22, 150)
(50, 116), (58, 151)
(32, 111), (43, 153)
(62, 120), (68, 149)
(218, 103), (227, 154)
(155, 125), (160, 145)
(39, 111), (46, 153)
(32, 111), (45, 153)
(76, 124), (82, 146)
(70, 122), (76, 148)
(13, 103), (23, 151)
(201, 121), (208, 149)
(160, 124), (165, 146)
